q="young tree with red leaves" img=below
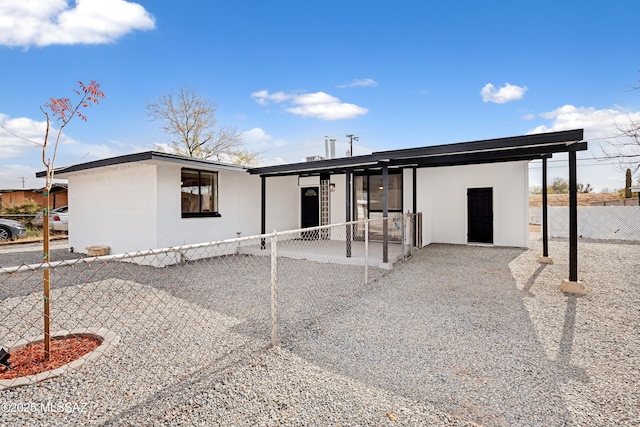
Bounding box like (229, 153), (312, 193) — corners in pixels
(40, 81), (105, 360)
(1, 81), (105, 360)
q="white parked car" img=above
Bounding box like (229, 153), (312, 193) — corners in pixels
(31, 206), (68, 230)
(51, 211), (69, 232)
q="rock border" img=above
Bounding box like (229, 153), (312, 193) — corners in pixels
(0, 327), (120, 390)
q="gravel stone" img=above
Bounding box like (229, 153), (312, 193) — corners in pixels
(0, 233), (637, 426)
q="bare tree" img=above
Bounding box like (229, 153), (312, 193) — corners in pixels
(146, 85), (254, 162)
(601, 75), (640, 174)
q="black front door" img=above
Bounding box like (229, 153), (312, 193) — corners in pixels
(468, 187), (493, 244)
(301, 187), (319, 239)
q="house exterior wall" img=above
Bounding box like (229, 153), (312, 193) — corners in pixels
(65, 157), (529, 256)
(330, 174), (346, 225)
(155, 165), (261, 249)
(68, 162), (262, 257)
(416, 161), (529, 248)
(265, 175), (299, 232)
(68, 163), (158, 255)
(415, 168), (433, 245)
(403, 169), (413, 216)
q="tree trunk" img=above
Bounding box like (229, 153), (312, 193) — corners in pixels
(42, 191), (51, 361)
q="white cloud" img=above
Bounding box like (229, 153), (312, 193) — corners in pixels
(0, 0), (155, 48)
(251, 90), (368, 121)
(0, 114), (45, 159)
(0, 113), (82, 160)
(481, 82), (528, 104)
(0, 164), (44, 189)
(337, 78), (378, 88)
(527, 104), (640, 190)
(286, 102), (368, 121)
(527, 105), (640, 140)
(250, 90), (293, 106)
(241, 127), (287, 148)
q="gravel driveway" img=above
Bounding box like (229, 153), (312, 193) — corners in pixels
(0, 239), (82, 268)
(0, 233), (638, 426)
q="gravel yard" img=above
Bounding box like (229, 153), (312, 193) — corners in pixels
(0, 233), (638, 426)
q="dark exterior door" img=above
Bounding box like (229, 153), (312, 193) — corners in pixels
(468, 188), (493, 244)
(301, 187), (319, 239)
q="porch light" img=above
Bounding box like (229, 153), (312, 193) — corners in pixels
(330, 183), (336, 192)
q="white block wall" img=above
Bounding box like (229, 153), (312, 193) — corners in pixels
(67, 159), (530, 255)
(265, 175), (299, 233)
(68, 163), (159, 255)
(68, 162), (263, 255)
(155, 164), (262, 249)
(416, 161), (529, 248)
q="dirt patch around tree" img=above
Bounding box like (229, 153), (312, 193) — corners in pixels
(0, 336), (101, 380)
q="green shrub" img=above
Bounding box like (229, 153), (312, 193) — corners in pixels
(2, 198), (43, 215)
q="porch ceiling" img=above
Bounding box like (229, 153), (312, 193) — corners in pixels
(249, 129), (586, 177)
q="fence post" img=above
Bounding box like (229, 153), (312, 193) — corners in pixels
(365, 221), (369, 284)
(270, 231), (278, 346)
(401, 214), (406, 262)
(409, 213), (414, 257)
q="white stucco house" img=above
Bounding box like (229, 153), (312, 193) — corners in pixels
(43, 153), (262, 256)
(42, 129), (586, 261)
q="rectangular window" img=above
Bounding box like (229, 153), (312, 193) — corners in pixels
(181, 169), (219, 218)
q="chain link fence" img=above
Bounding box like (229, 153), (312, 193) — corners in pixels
(0, 213), (420, 393)
(548, 206), (640, 241)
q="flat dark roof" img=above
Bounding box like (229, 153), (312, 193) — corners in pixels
(35, 151), (248, 178)
(249, 129), (586, 177)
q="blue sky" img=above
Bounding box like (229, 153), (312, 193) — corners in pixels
(1, 0), (640, 192)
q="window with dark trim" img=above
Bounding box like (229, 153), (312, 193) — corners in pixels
(353, 170), (403, 241)
(353, 171), (403, 221)
(181, 169), (220, 218)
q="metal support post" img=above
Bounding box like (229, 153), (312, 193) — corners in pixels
(382, 165), (388, 264)
(270, 231), (278, 345)
(346, 170), (352, 258)
(364, 221), (369, 284)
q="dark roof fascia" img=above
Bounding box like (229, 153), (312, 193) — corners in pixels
(388, 141), (588, 168)
(249, 129), (585, 177)
(248, 155), (379, 176)
(36, 151), (248, 178)
(257, 147), (570, 178)
(376, 129), (584, 161)
(0, 188), (38, 193)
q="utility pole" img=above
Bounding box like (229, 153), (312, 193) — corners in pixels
(346, 134), (358, 157)
(18, 177), (27, 188)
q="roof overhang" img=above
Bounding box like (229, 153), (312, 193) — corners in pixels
(249, 129), (586, 177)
(35, 151), (249, 179)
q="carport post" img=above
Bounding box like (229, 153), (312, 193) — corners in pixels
(270, 231), (278, 346)
(538, 157), (553, 264)
(560, 148), (585, 294)
(413, 167), (417, 247)
(261, 176), (266, 250)
(346, 170), (352, 258)
(382, 165), (388, 264)
(365, 221), (369, 284)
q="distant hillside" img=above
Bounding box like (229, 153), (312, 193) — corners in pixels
(529, 193), (621, 207)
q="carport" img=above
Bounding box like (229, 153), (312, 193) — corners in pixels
(249, 129), (588, 292)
